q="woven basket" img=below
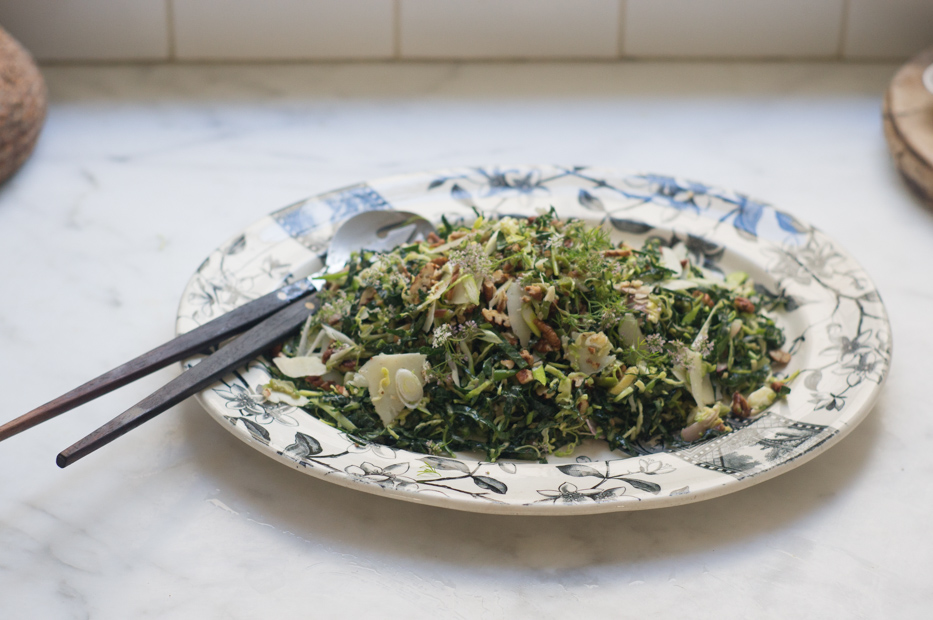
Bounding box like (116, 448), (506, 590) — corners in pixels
(0, 26), (46, 185)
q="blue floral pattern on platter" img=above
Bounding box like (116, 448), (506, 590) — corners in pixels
(176, 166), (891, 515)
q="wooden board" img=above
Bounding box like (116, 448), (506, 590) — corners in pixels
(883, 47), (933, 204)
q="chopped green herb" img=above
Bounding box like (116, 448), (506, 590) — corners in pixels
(264, 209), (791, 462)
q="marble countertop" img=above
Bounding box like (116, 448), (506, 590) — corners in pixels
(1, 62), (928, 619)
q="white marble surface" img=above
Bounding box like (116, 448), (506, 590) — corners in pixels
(0, 62), (929, 618)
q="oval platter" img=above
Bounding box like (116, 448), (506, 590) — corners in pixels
(176, 166), (891, 515)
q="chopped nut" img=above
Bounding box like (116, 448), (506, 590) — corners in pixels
(604, 248), (632, 258)
(515, 369), (533, 384)
(491, 269), (508, 284)
(359, 287), (376, 306)
(770, 380), (785, 392)
(333, 384), (349, 396)
(338, 360), (356, 371)
(702, 293), (714, 308)
(577, 399), (589, 415)
(410, 262), (437, 296)
(734, 297), (756, 313)
(524, 285), (544, 301)
(769, 349), (791, 365)
(482, 279), (496, 302)
(449, 230), (470, 241)
(731, 392), (751, 418)
(533, 319), (561, 353)
(503, 332), (518, 346)
(431, 256), (449, 266)
(481, 307), (511, 328)
(426, 231), (442, 244)
(500, 359), (515, 369)
(520, 349), (534, 366)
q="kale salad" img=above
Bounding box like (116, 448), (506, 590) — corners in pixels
(262, 210), (792, 462)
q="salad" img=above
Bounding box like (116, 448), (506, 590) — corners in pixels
(263, 210), (792, 462)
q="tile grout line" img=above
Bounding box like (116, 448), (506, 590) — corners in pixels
(166, 0), (177, 61)
(617, 0), (627, 59)
(837, 0), (851, 60)
(393, 0), (402, 60)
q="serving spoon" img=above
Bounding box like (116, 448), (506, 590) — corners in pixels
(0, 209), (435, 463)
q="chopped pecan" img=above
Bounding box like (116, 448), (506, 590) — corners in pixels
(449, 230), (470, 241)
(519, 349), (534, 366)
(482, 279), (496, 302)
(431, 256), (448, 266)
(359, 287), (376, 306)
(410, 262), (437, 295)
(481, 307), (511, 328)
(426, 231), (442, 245)
(533, 319), (561, 353)
(731, 392), (751, 418)
(604, 248), (632, 258)
(333, 384), (349, 396)
(769, 350), (791, 365)
(338, 360), (356, 372)
(734, 297), (756, 313)
(524, 285), (544, 301)
(770, 380), (786, 392)
(491, 269), (507, 284)
(515, 369), (533, 384)
(503, 332), (518, 346)
(321, 345), (336, 363)
(500, 359), (515, 369)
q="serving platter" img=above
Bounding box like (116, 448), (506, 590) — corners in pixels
(176, 166), (891, 515)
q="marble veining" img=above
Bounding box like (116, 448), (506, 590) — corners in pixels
(0, 62), (929, 619)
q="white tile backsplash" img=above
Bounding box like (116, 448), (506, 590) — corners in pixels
(399, 0), (621, 59)
(844, 0), (933, 60)
(172, 0), (395, 60)
(0, 0), (169, 61)
(624, 0), (845, 59)
(0, 0), (928, 62)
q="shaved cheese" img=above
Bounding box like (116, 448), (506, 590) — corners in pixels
(506, 282), (531, 347)
(274, 355), (327, 378)
(358, 353), (427, 425)
(672, 349), (715, 407)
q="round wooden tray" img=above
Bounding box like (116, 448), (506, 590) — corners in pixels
(883, 47), (933, 204)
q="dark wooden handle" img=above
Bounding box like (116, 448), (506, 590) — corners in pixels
(56, 294), (318, 467)
(0, 280), (314, 442)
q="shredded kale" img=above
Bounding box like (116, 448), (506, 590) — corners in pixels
(265, 209), (791, 462)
